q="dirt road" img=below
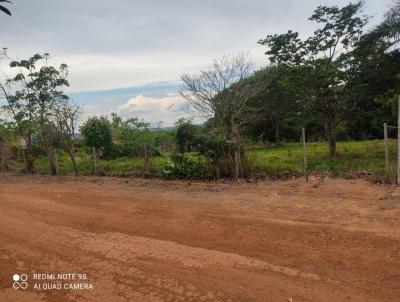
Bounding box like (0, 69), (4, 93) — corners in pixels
(0, 174), (399, 302)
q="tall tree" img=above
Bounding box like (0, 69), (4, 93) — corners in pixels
(259, 1), (368, 157)
(6, 54), (69, 174)
(181, 52), (263, 177)
(348, 0), (400, 126)
(0, 119), (14, 171)
(53, 102), (81, 176)
(175, 118), (199, 153)
(247, 66), (297, 145)
(362, 0), (400, 52)
(1, 77), (37, 172)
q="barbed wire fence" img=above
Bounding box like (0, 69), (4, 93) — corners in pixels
(302, 128), (308, 182)
(383, 123), (398, 182)
(386, 97), (400, 184)
(383, 97), (400, 184)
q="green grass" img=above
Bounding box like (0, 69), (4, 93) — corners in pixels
(8, 140), (397, 181)
(10, 152), (170, 177)
(248, 139), (397, 181)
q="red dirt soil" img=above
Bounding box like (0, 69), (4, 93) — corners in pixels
(0, 173), (399, 302)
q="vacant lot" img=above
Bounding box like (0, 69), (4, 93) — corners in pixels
(0, 174), (399, 302)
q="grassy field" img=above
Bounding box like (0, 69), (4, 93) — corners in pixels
(249, 139), (396, 181)
(8, 139), (397, 181)
(10, 153), (169, 177)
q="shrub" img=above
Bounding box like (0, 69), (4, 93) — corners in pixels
(175, 119), (200, 153)
(80, 116), (112, 157)
(162, 153), (208, 179)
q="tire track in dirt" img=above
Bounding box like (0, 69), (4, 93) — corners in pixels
(65, 229), (321, 281)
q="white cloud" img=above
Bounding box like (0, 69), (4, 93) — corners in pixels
(116, 93), (201, 127)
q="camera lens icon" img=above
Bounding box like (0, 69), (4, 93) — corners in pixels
(13, 273), (28, 290)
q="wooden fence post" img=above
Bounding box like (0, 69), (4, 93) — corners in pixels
(54, 149), (59, 176)
(92, 147), (97, 175)
(398, 95), (400, 184)
(0, 146), (5, 171)
(384, 123), (389, 179)
(143, 144), (150, 174)
(302, 128), (308, 182)
(22, 148), (27, 173)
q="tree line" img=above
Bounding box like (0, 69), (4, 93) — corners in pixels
(180, 1), (400, 177)
(0, 1), (399, 179)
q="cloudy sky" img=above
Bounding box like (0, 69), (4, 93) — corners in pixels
(0, 0), (394, 126)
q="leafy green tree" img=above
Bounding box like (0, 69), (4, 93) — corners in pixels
(109, 112), (150, 154)
(259, 1), (368, 156)
(352, 1), (400, 103)
(110, 113), (149, 138)
(345, 98), (396, 140)
(108, 112), (158, 158)
(5, 54), (69, 173)
(0, 0), (11, 16)
(0, 119), (15, 171)
(80, 116), (112, 156)
(361, 0), (400, 52)
(175, 118), (199, 153)
(0, 81), (38, 172)
(196, 131), (229, 179)
(247, 66), (297, 145)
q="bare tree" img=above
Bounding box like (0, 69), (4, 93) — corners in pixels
(181, 52), (263, 178)
(53, 102), (81, 176)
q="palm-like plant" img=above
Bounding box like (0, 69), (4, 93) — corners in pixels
(0, 0), (11, 16)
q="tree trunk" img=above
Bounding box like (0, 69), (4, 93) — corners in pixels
(0, 145), (9, 171)
(239, 145), (246, 178)
(24, 146), (35, 173)
(274, 122), (281, 146)
(68, 149), (78, 177)
(234, 148), (240, 179)
(258, 132), (264, 145)
(325, 121), (337, 157)
(49, 152), (58, 175)
(213, 158), (221, 179)
(92, 147), (97, 175)
(143, 144), (150, 175)
(40, 128), (57, 175)
(45, 146), (58, 175)
(231, 126), (242, 179)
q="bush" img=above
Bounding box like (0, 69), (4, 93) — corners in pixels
(175, 119), (200, 153)
(196, 132), (231, 178)
(80, 116), (113, 157)
(162, 153), (209, 179)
